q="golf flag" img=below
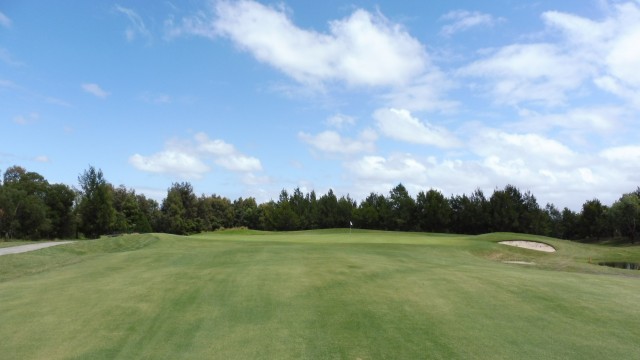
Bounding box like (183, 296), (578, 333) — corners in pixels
(350, 221), (353, 227)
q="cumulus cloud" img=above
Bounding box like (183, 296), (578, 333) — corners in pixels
(195, 132), (263, 172)
(374, 108), (460, 148)
(440, 10), (502, 36)
(515, 106), (623, 134)
(299, 129), (377, 155)
(471, 129), (578, 169)
(129, 150), (210, 179)
(458, 43), (592, 106)
(339, 124), (627, 209)
(600, 145), (640, 163)
(543, 2), (640, 88)
(81, 83), (110, 98)
(458, 1), (640, 107)
(171, 0), (427, 87)
(130, 132), (263, 181)
(348, 153), (428, 186)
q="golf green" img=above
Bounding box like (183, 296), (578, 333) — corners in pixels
(0, 231), (639, 359)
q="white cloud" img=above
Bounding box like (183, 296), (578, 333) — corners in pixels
(195, 133), (235, 156)
(543, 2), (640, 90)
(374, 108), (460, 148)
(470, 129), (577, 168)
(0, 11), (11, 28)
(129, 150), (210, 179)
(195, 132), (263, 172)
(348, 153), (428, 186)
(81, 83), (110, 98)
(515, 106), (623, 134)
(342, 131), (633, 209)
(326, 114), (355, 129)
(130, 132), (264, 181)
(215, 154), (262, 172)
(115, 5), (151, 42)
(173, 0), (427, 87)
(458, 43), (593, 106)
(600, 145), (640, 163)
(299, 129), (377, 155)
(440, 10), (502, 36)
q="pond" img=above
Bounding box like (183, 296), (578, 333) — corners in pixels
(598, 262), (640, 270)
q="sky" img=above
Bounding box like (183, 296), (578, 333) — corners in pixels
(1, 0), (639, 210)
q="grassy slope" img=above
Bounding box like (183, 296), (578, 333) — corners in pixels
(0, 241), (37, 249)
(0, 231), (639, 359)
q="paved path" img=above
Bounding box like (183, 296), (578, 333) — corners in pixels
(0, 241), (75, 256)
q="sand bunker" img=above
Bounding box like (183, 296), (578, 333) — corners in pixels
(499, 241), (556, 253)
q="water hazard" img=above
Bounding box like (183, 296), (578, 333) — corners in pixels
(598, 262), (640, 270)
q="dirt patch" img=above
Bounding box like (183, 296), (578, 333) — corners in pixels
(499, 240), (555, 253)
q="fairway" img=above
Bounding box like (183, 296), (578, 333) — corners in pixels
(1, 231), (639, 359)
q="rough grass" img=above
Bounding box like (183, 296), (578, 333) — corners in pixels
(0, 230), (639, 359)
(0, 241), (36, 248)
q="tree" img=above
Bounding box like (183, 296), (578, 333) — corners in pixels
(136, 194), (159, 232)
(308, 191), (320, 229)
(275, 189), (299, 230)
(196, 194), (233, 231)
(3, 165), (27, 184)
(161, 182), (199, 235)
(610, 193), (640, 244)
(579, 199), (610, 241)
(233, 197), (259, 229)
(318, 189), (339, 229)
(77, 166), (115, 238)
(112, 185), (138, 233)
(44, 183), (76, 239)
(489, 185), (524, 232)
(543, 203), (563, 239)
(337, 195), (356, 228)
(416, 189), (451, 233)
(0, 166), (52, 239)
(519, 190), (545, 235)
(354, 193), (386, 229)
(560, 207), (580, 240)
(388, 183), (416, 231)
(258, 201), (277, 230)
(450, 189), (489, 235)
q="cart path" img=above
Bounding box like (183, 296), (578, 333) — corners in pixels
(0, 241), (75, 256)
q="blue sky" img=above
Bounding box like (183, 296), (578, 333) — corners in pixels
(1, 0), (639, 210)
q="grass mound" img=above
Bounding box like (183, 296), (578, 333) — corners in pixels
(0, 231), (638, 359)
(0, 234), (159, 282)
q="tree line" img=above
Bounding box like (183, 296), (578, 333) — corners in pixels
(0, 165), (638, 243)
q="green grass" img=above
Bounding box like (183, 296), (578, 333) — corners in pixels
(0, 240), (37, 248)
(0, 230), (639, 359)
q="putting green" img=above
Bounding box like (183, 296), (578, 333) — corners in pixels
(0, 231), (638, 359)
